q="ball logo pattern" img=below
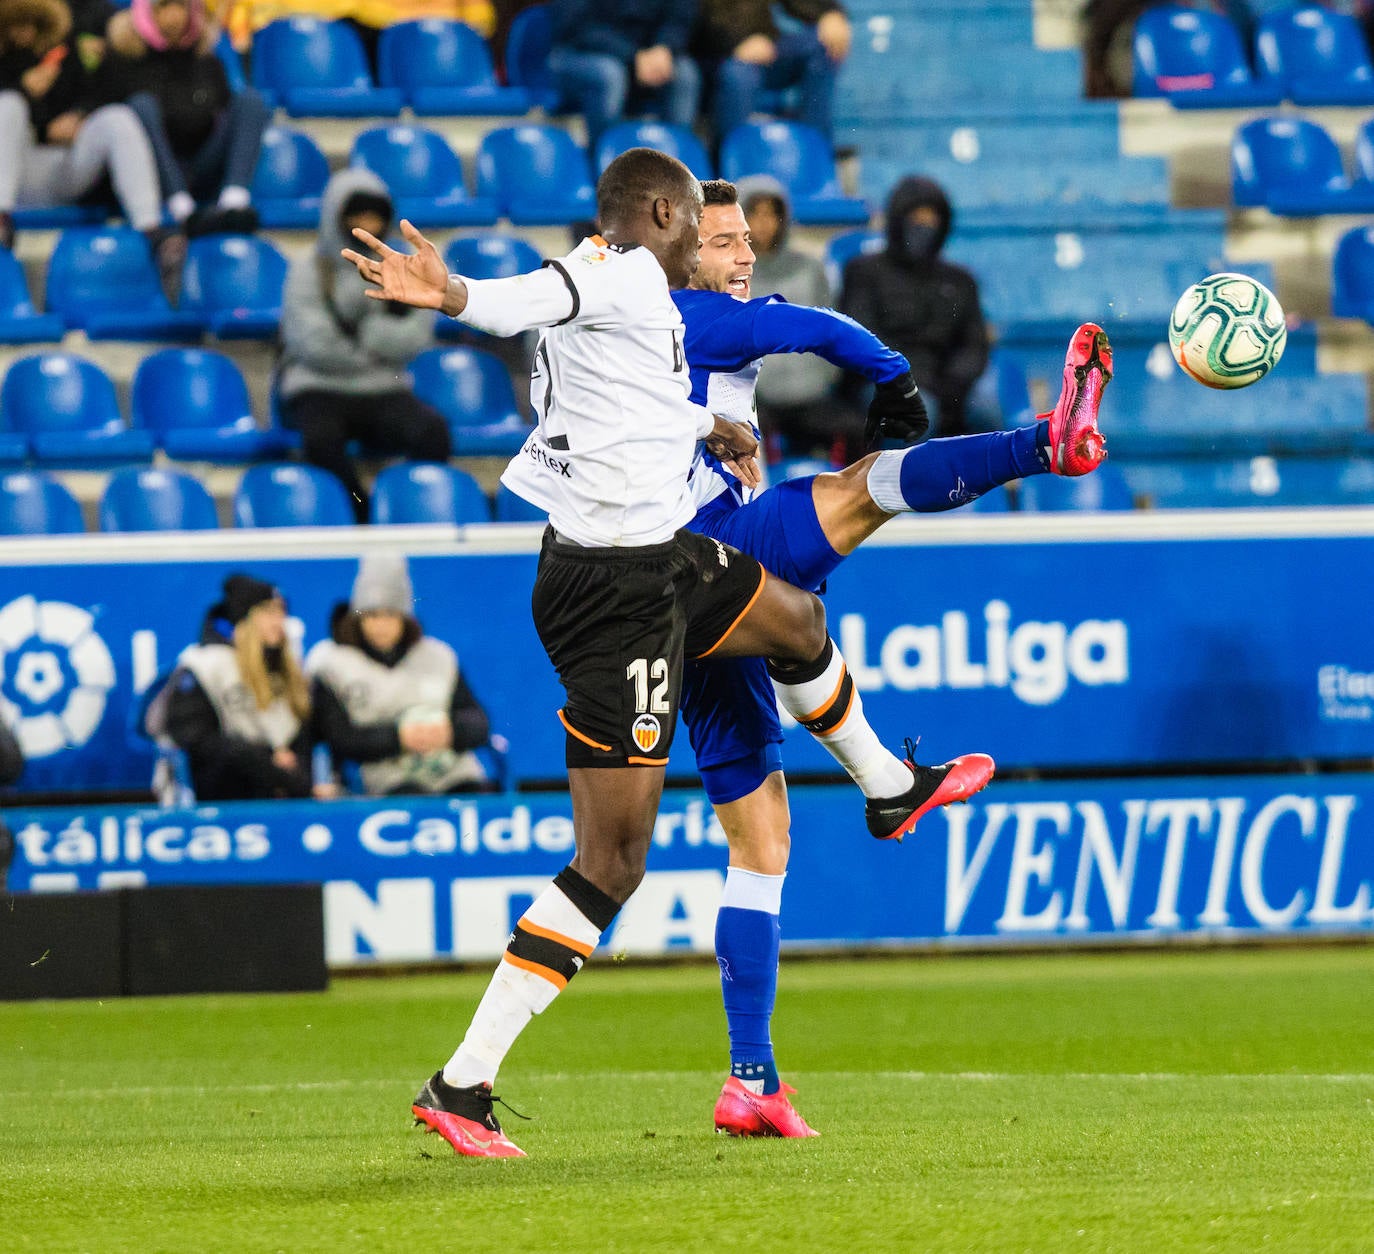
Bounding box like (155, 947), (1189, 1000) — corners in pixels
(1168, 272), (1287, 389)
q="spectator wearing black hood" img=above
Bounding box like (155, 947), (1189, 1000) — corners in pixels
(306, 553), (491, 796)
(165, 573), (322, 802)
(840, 176), (989, 439)
(278, 168), (451, 523)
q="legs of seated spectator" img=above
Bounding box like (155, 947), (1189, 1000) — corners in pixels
(126, 91), (192, 219)
(0, 92), (31, 217)
(548, 49), (629, 147)
(712, 30), (836, 143)
(652, 55), (701, 131)
(53, 105), (162, 232)
(712, 56), (763, 141)
(189, 89), (270, 209)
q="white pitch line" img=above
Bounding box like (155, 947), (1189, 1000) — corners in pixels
(1, 1072), (1371, 1101)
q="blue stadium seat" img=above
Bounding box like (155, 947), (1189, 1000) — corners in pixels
(1255, 4), (1374, 105)
(181, 235), (287, 340)
(99, 467), (219, 532)
(504, 3), (561, 111)
(969, 484), (1013, 513)
(1332, 224), (1374, 323)
(131, 349), (291, 462)
(719, 122), (868, 225)
(1132, 4), (1284, 106)
(1349, 115), (1374, 188)
(1118, 455), (1374, 508)
(252, 127), (330, 229)
(0, 470), (84, 534)
(377, 20), (531, 115)
(494, 482), (548, 522)
(437, 233), (544, 340)
(45, 228), (203, 341)
(234, 463), (355, 528)
(594, 122), (714, 179)
(1230, 117), (1374, 215)
(1, 353), (154, 464)
(10, 204), (104, 233)
(824, 228), (883, 290)
(371, 461), (492, 524)
(475, 126), (596, 225)
(1017, 462), (1135, 512)
(215, 28), (246, 92)
(0, 247), (64, 344)
(250, 18), (402, 117)
(350, 127), (499, 228)
(409, 345), (532, 455)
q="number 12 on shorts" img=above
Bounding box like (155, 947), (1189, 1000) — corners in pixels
(627, 657), (670, 714)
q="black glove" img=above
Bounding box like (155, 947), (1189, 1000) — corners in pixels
(865, 371), (929, 450)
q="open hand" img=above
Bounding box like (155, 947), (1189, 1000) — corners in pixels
(342, 219), (450, 310)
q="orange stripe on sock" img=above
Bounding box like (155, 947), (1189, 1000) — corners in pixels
(694, 568), (767, 660)
(798, 663), (850, 725)
(503, 952), (568, 990)
(517, 919), (595, 958)
(558, 708), (613, 752)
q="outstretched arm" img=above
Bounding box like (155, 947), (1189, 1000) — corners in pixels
(748, 299), (909, 383)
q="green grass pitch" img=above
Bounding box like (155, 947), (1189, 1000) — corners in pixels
(3, 946), (1372, 1253)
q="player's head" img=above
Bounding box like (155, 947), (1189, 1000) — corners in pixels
(596, 147), (703, 288)
(689, 179), (754, 300)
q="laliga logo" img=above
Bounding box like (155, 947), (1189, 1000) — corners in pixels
(0, 595), (115, 758)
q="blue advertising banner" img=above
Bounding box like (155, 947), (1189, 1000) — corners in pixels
(0, 510), (1372, 794)
(5, 774), (1371, 965)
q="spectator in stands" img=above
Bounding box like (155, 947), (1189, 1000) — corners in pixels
(547, 0), (701, 147)
(735, 174), (862, 462)
(307, 553), (492, 795)
(0, 0), (184, 297)
(165, 572), (329, 802)
(278, 168), (451, 523)
(102, 0), (267, 236)
(840, 175), (988, 439)
(695, 0), (849, 147)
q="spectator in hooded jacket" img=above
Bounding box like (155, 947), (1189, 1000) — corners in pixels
(102, 0), (268, 236)
(307, 553), (492, 795)
(165, 573), (326, 802)
(0, 0), (182, 293)
(278, 168), (451, 523)
(695, 0), (850, 146)
(840, 175), (989, 439)
(735, 173), (862, 462)
(548, 0), (701, 147)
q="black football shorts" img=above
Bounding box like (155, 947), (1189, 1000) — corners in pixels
(532, 526), (766, 768)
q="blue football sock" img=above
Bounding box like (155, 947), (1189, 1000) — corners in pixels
(870, 423), (1050, 514)
(716, 868), (784, 1096)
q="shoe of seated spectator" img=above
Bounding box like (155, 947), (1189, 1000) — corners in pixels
(145, 226), (188, 306)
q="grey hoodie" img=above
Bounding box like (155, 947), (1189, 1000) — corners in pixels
(277, 168), (436, 400)
(737, 175), (839, 408)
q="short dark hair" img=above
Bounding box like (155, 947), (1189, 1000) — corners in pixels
(700, 179), (738, 207)
(596, 147), (702, 227)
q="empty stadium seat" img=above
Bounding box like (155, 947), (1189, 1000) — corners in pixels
(1332, 225), (1374, 323)
(1230, 117), (1374, 215)
(1017, 462), (1135, 512)
(250, 18), (402, 117)
(1255, 4), (1374, 105)
(377, 19), (531, 115)
(0, 247), (64, 344)
(252, 127), (330, 229)
(475, 126), (595, 225)
(1, 353), (154, 464)
(494, 482), (547, 522)
(99, 467), (219, 532)
(1132, 4), (1284, 106)
(719, 122), (868, 225)
(1117, 455), (1374, 508)
(594, 121), (714, 178)
(504, 3), (561, 111)
(45, 228), (203, 341)
(131, 349), (292, 462)
(349, 127), (499, 228)
(0, 470), (84, 534)
(409, 346), (531, 455)
(234, 463), (355, 528)
(371, 461), (491, 524)
(444, 233), (543, 280)
(824, 228), (883, 289)
(181, 235), (287, 340)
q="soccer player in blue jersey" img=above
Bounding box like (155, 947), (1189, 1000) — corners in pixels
(678, 179), (1112, 1137)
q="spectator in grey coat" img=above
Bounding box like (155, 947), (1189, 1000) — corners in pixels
(278, 168), (451, 522)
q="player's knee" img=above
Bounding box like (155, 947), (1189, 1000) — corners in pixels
(796, 591), (827, 659)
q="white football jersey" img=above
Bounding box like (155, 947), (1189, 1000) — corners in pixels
(466, 236), (714, 547)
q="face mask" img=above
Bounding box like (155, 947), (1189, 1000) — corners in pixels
(901, 221), (940, 260)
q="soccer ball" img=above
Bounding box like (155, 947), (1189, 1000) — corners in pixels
(1168, 272), (1286, 389)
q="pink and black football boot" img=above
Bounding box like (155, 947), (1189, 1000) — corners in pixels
(1043, 322), (1112, 476)
(865, 739), (996, 842)
(714, 1076), (820, 1138)
(412, 1071), (526, 1159)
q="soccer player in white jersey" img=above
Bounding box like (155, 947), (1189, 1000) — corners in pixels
(343, 148), (933, 1159)
(674, 180), (1112, 1137)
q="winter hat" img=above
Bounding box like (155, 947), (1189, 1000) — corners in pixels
(219, 573), (280, 626)
(351, 553), (413, 616)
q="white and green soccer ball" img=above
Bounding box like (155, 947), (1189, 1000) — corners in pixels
(1168, 272), (1287, 389)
